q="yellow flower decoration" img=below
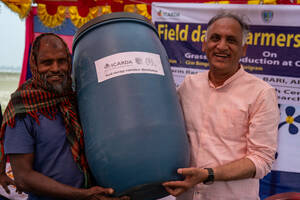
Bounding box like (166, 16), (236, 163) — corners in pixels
(37, 4), (66, 28)
(248, 0), (261, 4)
(69, 6), (99, 28)
(3, 1), (31, 19)
(101, 5), (112, 15)
(124, 4), (136, 13)
(113, 0), (124, 3)
(286, 116), (294, 124)
(124, 4), (151, 20)
(136, 4), (151, 20)
(263, 0), (277, 4)
(205, 1), (229, 3)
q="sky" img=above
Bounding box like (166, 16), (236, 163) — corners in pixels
(0, 2), (25, 68)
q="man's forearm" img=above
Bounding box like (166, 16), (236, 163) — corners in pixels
(0, 157), (6, 175)
(213, 157), (256, 181)
(14, 169), (89, 200)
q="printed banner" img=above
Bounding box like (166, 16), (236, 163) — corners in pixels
(152, 3), (300, 198)
(152, 3), (300, 105)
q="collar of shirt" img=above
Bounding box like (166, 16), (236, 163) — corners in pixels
(208, 65), (245, 89)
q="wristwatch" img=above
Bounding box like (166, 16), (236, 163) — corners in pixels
(203, 168), (214, 185)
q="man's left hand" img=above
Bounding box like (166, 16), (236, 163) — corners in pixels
(163, 168), (208, 197)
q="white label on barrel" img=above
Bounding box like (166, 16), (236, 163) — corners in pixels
(94, 51), (165, 83)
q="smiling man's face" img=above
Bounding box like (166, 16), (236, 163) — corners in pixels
(202, 17), (247, 77)
(36, 35), (70, 94)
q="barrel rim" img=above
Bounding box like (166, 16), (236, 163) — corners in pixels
(72, 12), (158, 52)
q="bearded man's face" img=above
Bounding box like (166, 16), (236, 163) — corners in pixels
(36, 36), (70, 94)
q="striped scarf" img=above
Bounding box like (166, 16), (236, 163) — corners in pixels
(0, 79), (91, 188)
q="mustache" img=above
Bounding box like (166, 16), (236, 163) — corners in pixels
(46, 72), (67, 78)
(39, 71), (69, 86)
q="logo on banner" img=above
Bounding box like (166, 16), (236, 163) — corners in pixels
(279, 106), (300, 135)
(157, 10), (180, 17)
(135, 57), (143, 65)
(272, 104), (300, 173)
(262, 10), (274, 23)
(157, 10), (163, 17)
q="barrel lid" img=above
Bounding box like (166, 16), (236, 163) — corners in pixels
(73, 12), (157, 51)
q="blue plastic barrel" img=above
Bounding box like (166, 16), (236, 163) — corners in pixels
(72, 12), (190, 200)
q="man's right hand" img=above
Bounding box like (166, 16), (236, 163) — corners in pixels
(85, 186), (130, 200)
(90, 195), (130, 200)
(0, 173), (15, 194)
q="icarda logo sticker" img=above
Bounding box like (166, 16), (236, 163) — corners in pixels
(279, 105), (300, 135)
(135, 57), (143, 65)
(95, 52), (164, 83)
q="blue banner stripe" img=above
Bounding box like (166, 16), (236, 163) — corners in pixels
(34, 16), (77, 36)
(260, 170), (300, 199)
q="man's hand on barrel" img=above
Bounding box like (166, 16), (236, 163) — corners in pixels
(162, 168), (208, 197)
(90, 195), (130, 200)
(86, 186), (130, 200)
(0, 172), (16, 194)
